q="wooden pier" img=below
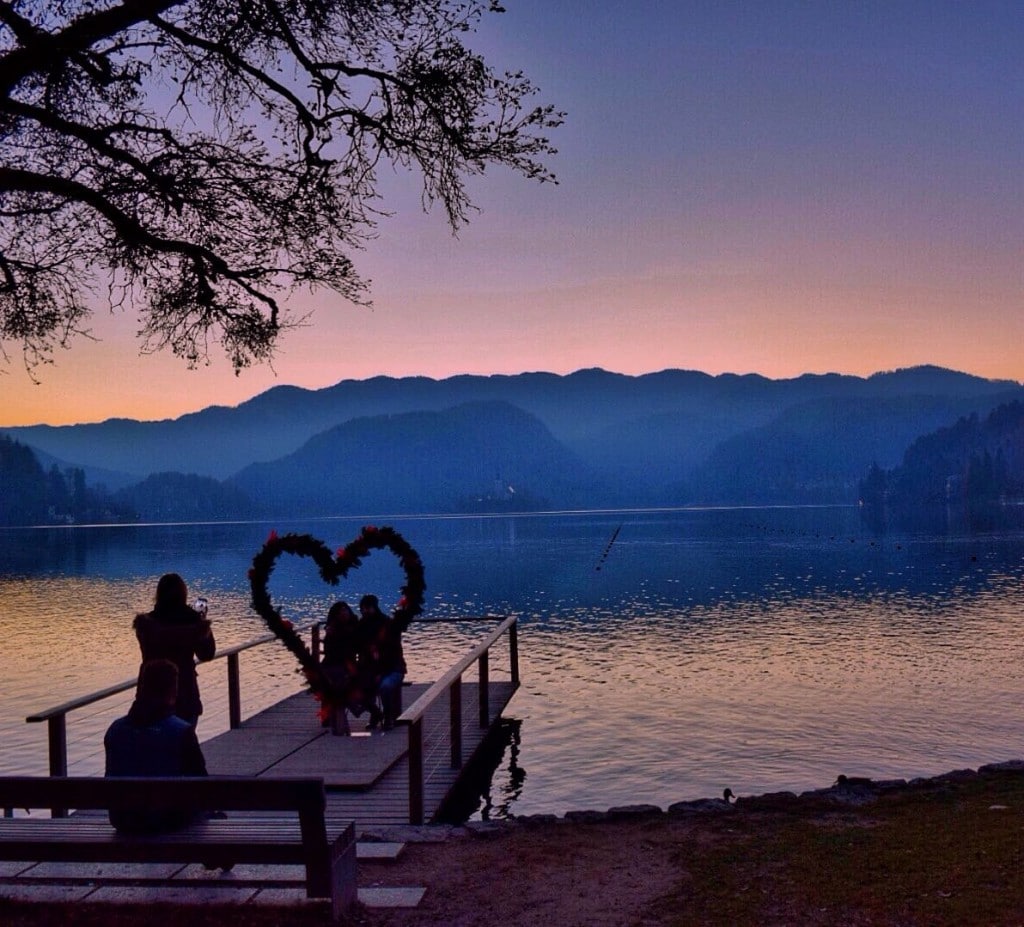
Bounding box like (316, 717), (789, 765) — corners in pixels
(202, 679), (516, 830)
(1, 617), (519, 914)
(21, 616), (520, 832)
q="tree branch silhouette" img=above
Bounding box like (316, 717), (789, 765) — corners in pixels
(0, 0), (562, 374)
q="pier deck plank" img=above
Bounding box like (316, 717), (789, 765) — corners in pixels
(200, 680), (516, 831)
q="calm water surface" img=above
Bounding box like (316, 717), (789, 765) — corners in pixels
(3, 506), (1024, 818)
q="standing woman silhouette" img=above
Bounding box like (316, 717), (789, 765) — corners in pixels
(133, 573), (216, 727)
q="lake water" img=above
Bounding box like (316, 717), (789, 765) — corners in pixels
(3, 505), (1024, 819)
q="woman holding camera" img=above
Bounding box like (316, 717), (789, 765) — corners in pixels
(133, 573), (216, 727)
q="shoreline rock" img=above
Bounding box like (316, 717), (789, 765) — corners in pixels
(358, 759), (1024, 844)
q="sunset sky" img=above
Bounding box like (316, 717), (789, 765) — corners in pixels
(3, 0), (1022, 427)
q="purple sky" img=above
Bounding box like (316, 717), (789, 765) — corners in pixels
(4, 1), (1022, 426)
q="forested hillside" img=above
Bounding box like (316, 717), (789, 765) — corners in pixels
(230, 401), (602, 516)
(114, 473), (259, 522)
(0, 436), (132, 525)
(685, 393), (1018, 504)
(859, 402), (1024, 506)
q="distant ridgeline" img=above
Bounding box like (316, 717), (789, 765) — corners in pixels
(3, 366), (1024, 526)
(858, 400), (1024, 508)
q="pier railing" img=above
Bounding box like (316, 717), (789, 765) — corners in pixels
(23, 631), (284, 814)
(398, 616), (519, 825)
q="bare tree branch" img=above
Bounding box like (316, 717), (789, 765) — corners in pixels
(0, 0), (562, 373)
(0, 1), (183, 95)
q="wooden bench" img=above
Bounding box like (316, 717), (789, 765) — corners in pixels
(0, 775), (356, 920)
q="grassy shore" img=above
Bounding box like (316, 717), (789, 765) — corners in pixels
(4, 764), (1024, 926)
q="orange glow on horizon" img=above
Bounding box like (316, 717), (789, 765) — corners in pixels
(2, 4), (1021, 427)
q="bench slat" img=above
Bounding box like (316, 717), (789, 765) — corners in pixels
(0, 823), (305, 843)
(0, 776), (325, 813)
(0, 776), (356, 919)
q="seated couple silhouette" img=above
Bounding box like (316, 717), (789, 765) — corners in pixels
(320, 594), (409, 733)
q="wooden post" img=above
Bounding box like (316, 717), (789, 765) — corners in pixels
(509, 619), (520, 688)
(478, 650), (490, 727)
(47, 715), (68, 777)
(450, 677), (463, 769)
(227, 652), (242, 729)
(311, 623), (322, 662)
(408, 719), (424, 825)
(328, 822), (358, 920)
(47, 714), (68, 817)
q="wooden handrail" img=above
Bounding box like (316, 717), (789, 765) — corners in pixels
(25, 679), (137, 725)
(25, 631), (280, 723)
(24, 627), (308, 789)
(399, 617), (517, 724)
(397, 616), (519, 824)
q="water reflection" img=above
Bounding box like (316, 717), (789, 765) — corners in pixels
(3, 506), (1024, 817)
(437, 718), (526, 823)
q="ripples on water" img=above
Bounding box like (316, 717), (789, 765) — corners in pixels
(3, 507), (1024, 819)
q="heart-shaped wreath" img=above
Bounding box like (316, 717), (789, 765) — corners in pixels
(248, 525), (426, 701)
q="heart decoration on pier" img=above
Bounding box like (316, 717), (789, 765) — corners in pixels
(248, 526), (426, 700)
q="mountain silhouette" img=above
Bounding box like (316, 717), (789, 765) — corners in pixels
(3, 365), (1023, 514)
(230, 401), (598, 516)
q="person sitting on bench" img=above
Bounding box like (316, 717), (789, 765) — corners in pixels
(103, 658), (209, 834)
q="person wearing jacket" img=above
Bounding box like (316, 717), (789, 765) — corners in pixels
(103, 658), (208, 834)
(133, 572), (215, 726)
(358, 594), (409, 730)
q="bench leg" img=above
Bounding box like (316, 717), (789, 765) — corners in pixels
(327, 822), (358, 920)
